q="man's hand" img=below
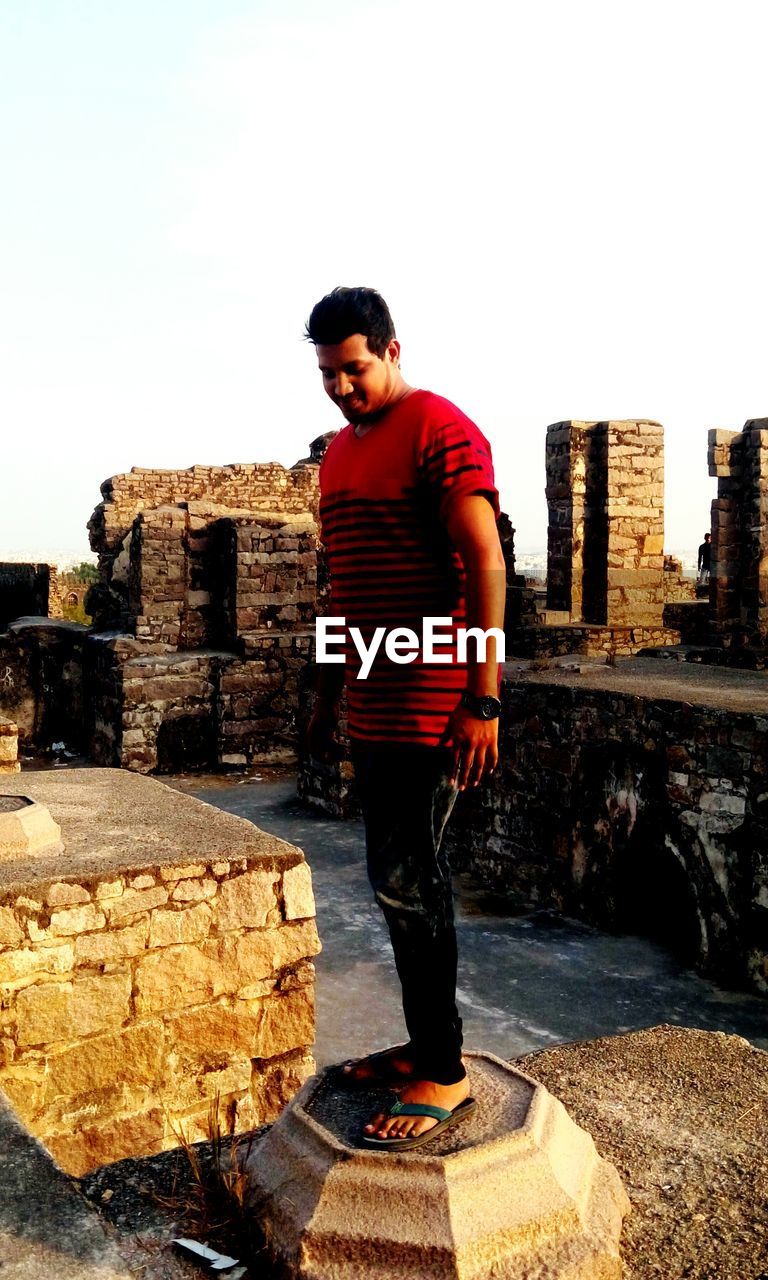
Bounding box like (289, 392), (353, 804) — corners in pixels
(440, 703), (499, 791)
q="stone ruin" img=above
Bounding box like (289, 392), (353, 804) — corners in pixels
(709, 418), (768, 645)
(0, 564), (61, 631)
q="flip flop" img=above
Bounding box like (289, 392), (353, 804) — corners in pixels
(329, 1044), (416, 1091)
(361, 1096), (477, 1150)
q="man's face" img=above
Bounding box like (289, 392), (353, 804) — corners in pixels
(316, 333), (400, 422)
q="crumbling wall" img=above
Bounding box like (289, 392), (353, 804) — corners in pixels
(82, 452), (326, 773)
(0, 564), (61, 630)
(0, 622), (88, 754)
(444, 675), (768, 996)
(709, 419), (768, 644)
(546, 421), (665, 626)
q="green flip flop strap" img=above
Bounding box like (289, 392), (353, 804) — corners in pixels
(388, 1101), (452, 1123)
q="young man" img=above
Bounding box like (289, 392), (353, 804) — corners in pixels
(698, 531), (711, 584)
(305, 287), (506, 1149)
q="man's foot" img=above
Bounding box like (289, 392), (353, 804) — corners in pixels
(364, 1075), (470, 1142)
(337, 1043), (416, 1089)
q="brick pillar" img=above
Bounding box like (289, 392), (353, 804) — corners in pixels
(546, 422), (586, 619)
(604, 420), (664, 626)
(708, 428), (742, 636)
(128, 506), (187, 648)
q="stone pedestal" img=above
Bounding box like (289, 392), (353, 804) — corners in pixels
(246, 1051), (630, 1279)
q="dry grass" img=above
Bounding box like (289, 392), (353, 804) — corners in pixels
(157, 1097), (283, 1278)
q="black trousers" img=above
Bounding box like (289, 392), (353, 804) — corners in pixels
(352, 745), (465, 1085)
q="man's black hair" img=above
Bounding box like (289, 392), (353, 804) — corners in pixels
(305, 287), (395, 357)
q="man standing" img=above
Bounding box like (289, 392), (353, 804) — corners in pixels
(698, 531), (711, 584)
(305, 287), (506, 1149)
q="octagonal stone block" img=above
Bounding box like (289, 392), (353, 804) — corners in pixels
(246, 1050), (630, 1279)
(0, 796), (63, 861)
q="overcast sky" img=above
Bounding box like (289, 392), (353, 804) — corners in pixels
(2, 0), (766, 562)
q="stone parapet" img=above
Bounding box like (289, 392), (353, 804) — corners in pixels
(0, 769), (319, 1177)
(444, 662), (768, 995)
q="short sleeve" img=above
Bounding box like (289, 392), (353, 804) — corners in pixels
(418, 407), (500, 522)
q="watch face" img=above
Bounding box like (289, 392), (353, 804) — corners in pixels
(479, 697), (497, 719)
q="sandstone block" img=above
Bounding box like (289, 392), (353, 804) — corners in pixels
(108, 885), (169, 922)
(214, 919), (321, 988)
(282, 862), (315, 921)
(131, 874), (156, 890)
(216, 870), (279, 932)
(149, 902), (212, 948)
(46, 882), (90, 907)
(45, 1020), (165, 1102)
(75, 920), (149, 964)
(160, 863), (206, 881)
(250, 987), (315, 1059)
(44, 1106), (166, 1178)
(0, 942), (74, 986)
(135, 943), (229, 1014)
(16, 973), (131, 1046)
(49, 903), (107, 936)
(95, 878), (124, 900)
(0, 907), (24, 949)
(171, 877), (217, 903)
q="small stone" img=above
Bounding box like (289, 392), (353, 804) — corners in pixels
(46, 883), (90, 907)
(49, 904), (107, 937)
(130, 875), (156, 891)
(0, 907), (24, 950)
(159, 863), (206, 882)
(171, 878), (217, 903)
(95, 879), (124, 900)
(282, 862), (315, 921)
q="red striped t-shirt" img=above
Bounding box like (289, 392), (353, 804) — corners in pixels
(319, 389), (500, 747)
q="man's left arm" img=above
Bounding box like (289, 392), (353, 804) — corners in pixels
(442, 493), (506, 791)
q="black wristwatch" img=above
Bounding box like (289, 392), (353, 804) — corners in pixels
(460, 691), (501, 720)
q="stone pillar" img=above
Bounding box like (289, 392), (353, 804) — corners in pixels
(709, 418), (768, 644)
(546, 420), (664, 625)
(604, 420), (664, 625)
(545, 422), (586, 618)
(128, 506), (187, 648)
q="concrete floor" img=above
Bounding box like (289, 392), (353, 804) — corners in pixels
(181, 773), (768, 1063)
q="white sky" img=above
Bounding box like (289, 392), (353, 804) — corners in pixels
(2, 0), (766, 561)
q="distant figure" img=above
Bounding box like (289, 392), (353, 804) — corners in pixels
(698, 532), (711, 583)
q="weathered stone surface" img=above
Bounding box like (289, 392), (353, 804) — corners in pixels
(0, 906), (23, 949)
(45, 1022), (165, 1102)
(16, 973), (131, 1045)
(170, 877), (217, 902)
(0, 942), (74, 986)
(45, 1107), (166, 1178)
(215, 869), (278, 932)
(215, 919), (321, 987)
(148, 902), (212, 948)
(282, 860), (315, 920)
(75, 919), (148, 964)
(107, 885), (169, 921)
(247, 1052), (630, 1279)
(134, 943), (229, 1014)
(250, 987), (314, 1059)
(49, 903), (107, 936)
(47, 882), (90, 906)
